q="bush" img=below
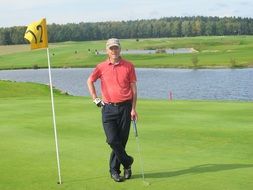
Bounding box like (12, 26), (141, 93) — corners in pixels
(230, 58), (237, 68)
(32, 64), (39, 69)
(155, 49), (166, 54)
(191, 55), (199, 68)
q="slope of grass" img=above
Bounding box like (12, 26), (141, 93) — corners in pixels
(0, 80), (68, 98)
(1, 81), (253, 190)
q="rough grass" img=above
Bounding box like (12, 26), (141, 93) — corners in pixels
(1, 36), (253, 69)
(1, 81), (253, 190)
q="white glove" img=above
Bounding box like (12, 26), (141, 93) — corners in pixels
(93, 98), (105, 107)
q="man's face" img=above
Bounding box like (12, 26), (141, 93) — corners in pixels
(107, 46), (121, 60)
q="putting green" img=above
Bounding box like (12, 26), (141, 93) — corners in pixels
(1, 80), (253, 190)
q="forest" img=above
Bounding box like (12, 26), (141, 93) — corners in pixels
(0, 16), (253, 45)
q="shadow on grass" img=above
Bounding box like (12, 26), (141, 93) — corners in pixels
(132, 163), (253, 179)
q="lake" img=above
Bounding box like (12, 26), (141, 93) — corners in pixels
(0, 68), (252, 101)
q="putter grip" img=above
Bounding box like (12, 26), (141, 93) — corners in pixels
(132, 120), (138, 137)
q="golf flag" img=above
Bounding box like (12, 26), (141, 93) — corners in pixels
(24, 18), (48, 50)
(24, 18), (62, 184)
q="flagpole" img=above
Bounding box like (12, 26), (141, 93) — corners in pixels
(46, 48), (62, 184)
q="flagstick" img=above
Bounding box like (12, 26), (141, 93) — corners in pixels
(46, 48), (62, 184)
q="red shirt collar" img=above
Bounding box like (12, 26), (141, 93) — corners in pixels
(106, 57), (122, 65)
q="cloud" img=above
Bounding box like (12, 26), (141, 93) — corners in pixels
(1, 0), (253, 27)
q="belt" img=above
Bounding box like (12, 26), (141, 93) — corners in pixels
(107, 100), (131, 106)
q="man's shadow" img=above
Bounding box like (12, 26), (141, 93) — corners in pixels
(132, 163), (253, 179)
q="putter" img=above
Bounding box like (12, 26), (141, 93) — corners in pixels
(132, 119), (138, 137)
(132, 120), (150, 185)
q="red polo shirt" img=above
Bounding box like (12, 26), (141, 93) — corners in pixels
(89, 58), (137, 103)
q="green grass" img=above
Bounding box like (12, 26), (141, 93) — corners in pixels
(1, 80), (253, 190)
(1, 36), (253, 69)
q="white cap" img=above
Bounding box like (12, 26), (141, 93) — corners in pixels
(106, 38), (121, 49)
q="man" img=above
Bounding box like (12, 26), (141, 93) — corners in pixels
(87, 38), (138, 182)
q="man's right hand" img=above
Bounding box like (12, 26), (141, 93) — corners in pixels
(93, 98), (105, 107)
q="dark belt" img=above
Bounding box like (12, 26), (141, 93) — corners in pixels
(107, 100), (132, 106)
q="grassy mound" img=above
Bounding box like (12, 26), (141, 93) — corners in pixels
(0, 80), (68, 98)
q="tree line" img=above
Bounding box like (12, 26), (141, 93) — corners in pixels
(1, 16), (253, 45)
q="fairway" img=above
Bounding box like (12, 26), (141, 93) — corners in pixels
(1, 81), (253, 190)
(1, 36), (253, 69)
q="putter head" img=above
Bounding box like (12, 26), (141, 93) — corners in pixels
(132, 120), (138, 137)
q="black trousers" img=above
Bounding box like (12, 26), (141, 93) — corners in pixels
(102, 101), (132, 175)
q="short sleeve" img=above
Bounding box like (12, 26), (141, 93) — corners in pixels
(129, 64), (137, 83)
(89, 66), (101, 82)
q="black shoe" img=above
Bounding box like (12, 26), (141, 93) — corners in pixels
(124, 168), (132, 179)
(111, 173), (124, 182)
(124, 156), (134, 179)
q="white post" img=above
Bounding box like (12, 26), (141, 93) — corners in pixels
(46, 48), (62, 184)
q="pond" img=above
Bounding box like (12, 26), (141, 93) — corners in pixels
(0, 68), (252, 101)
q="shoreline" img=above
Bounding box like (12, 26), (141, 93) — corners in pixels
(0, 65), (252, 71)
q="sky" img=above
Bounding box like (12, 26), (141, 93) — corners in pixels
(1, 0), (253, 27)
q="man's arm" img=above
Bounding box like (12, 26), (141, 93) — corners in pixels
(87, 77), (97, 100)
(130, 82), (138, 120)
(87, 77), (104, 107)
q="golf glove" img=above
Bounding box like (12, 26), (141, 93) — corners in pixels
(93, 98), (105, 107)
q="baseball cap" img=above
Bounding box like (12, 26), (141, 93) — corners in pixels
(106, 38), (121, 49)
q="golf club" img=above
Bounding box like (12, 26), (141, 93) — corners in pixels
(132, 120), (150, 186)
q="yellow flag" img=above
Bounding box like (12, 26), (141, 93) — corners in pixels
(24, 18), (48, 50)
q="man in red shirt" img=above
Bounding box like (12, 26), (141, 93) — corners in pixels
(87, 38), (138, 182)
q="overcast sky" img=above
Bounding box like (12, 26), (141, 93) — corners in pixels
(1, 0), (253, 27)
